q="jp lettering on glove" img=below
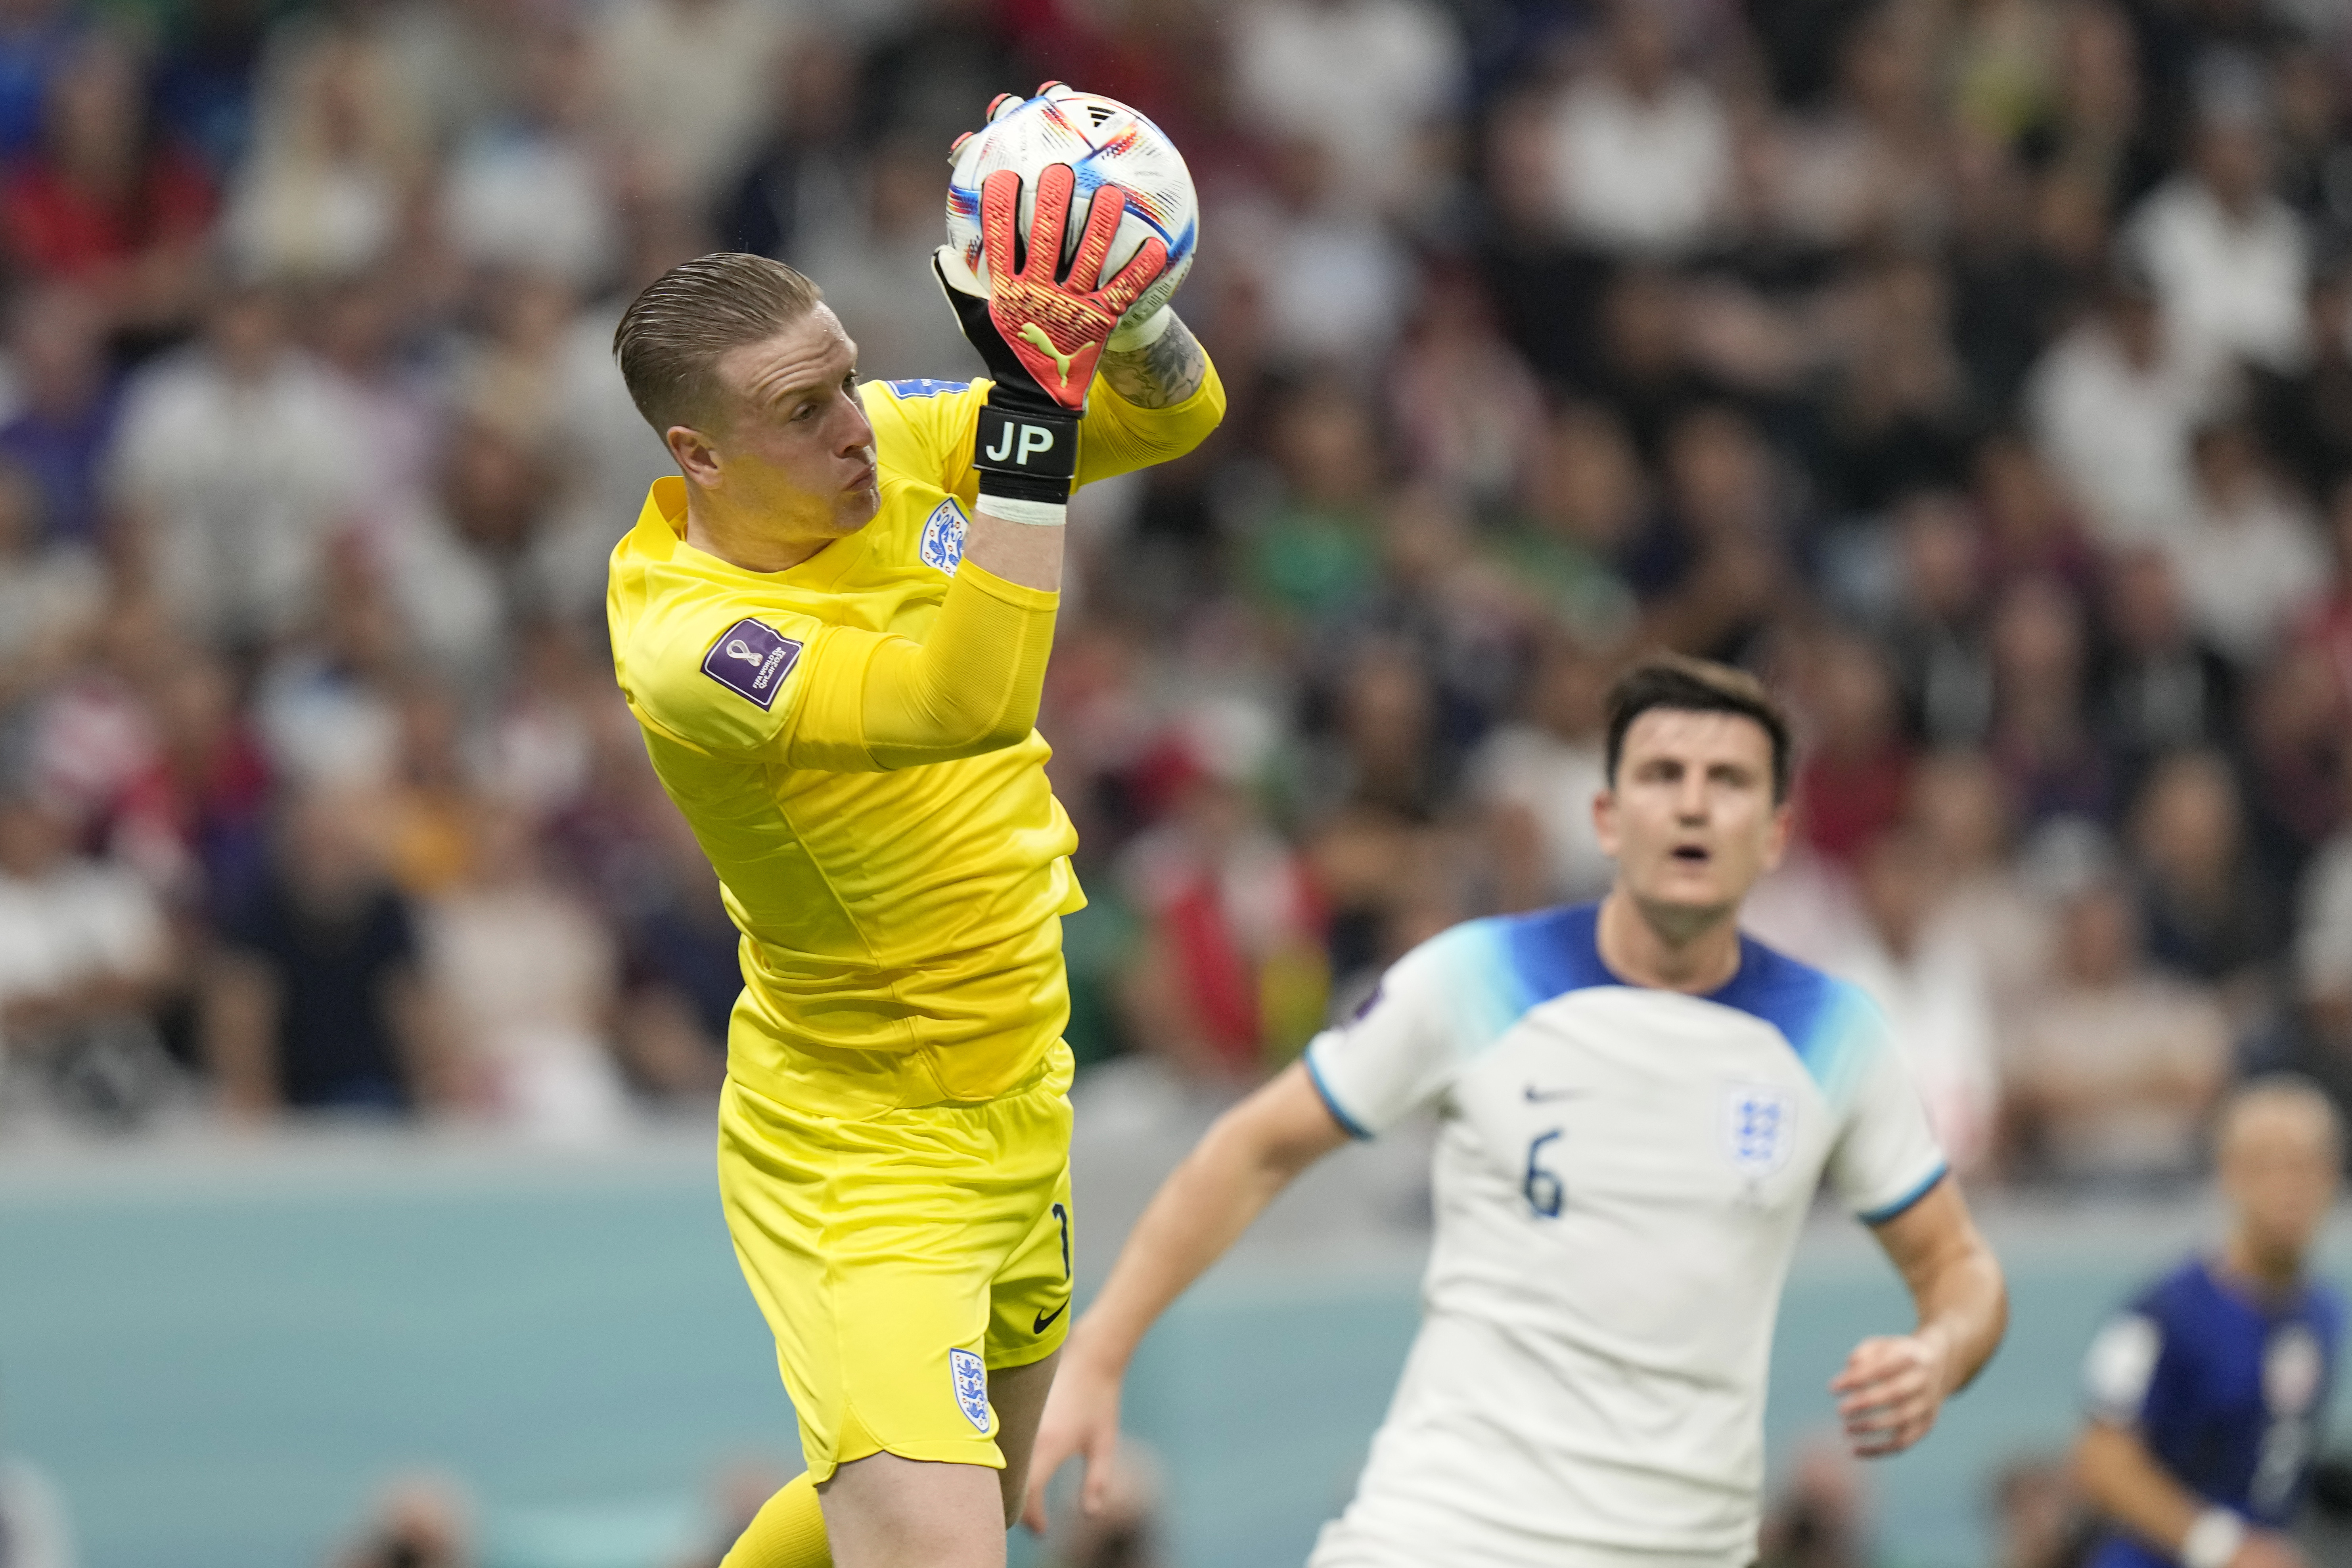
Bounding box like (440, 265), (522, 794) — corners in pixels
(970, 402), (1076, 512)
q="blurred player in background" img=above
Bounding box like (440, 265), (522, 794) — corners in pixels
(2075, 1078), (2345, 1568)
(1028, 655), (2009, 1568)
(604, 85), (1222, 1568)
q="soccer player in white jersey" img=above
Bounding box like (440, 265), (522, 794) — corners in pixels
(1023, 654), (2010, 1567)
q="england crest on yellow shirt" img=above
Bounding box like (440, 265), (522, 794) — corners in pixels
(919, 499), (968, 574)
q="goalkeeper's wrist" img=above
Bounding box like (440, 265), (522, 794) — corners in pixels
(974, 393), (1077, 517)
(976, 493), (1066, 526)
(1106, 304), (1173, 352)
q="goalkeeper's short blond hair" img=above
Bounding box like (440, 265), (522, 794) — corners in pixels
(614, 253), (824, 437)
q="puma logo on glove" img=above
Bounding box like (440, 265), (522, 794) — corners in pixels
(978, 163), (1167, 410)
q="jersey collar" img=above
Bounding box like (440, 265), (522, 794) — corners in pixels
(2200, 1252), (2317, 1319)
(1580, 898), (1755, 1002)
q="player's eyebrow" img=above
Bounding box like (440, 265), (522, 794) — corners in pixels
(748, 345), (856, 410)
(758, 370), (832, 410)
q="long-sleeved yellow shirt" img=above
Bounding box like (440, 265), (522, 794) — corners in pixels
(607, 368), (1224, 1107)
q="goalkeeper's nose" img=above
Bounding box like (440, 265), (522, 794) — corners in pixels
(829, 392), (877, 465)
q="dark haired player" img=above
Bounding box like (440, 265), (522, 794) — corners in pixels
(603, 87), (1222, 1568)
(2076, 1078), (2344, 1568)
(1026, 655), (2010, 1568)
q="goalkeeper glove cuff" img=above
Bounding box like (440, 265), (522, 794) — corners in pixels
(973, 397), (1078, 519)
(1106, 303), (1174, 352)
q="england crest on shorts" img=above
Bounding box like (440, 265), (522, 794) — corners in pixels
(948, 1347), (990, 1433)
(1722, 1082), (1796, 1179)
(919, 499), (968, 574)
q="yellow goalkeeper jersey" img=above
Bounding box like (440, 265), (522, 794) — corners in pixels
(607, 370), (1224, 1107)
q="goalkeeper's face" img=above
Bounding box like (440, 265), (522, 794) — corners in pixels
(691, 305), (881, 542)
(1593, 708), (1790, 925)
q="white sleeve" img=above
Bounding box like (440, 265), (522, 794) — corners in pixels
(1302, 936), (1470, 1139)
(2082, 1311), (2163, 1426)
(1825, 1003), (1950, 1223)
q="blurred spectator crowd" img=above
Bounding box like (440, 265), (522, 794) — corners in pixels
(0, 0), (2349, 1180)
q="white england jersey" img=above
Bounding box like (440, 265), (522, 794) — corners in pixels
(1301, 903), (1947, 1568)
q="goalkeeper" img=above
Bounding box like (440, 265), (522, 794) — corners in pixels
(605, 85), (1222, 1568)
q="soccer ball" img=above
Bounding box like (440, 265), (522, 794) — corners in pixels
(944, 84), (1197, 327)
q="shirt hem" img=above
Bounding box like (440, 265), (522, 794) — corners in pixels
(1303, 1048), (1374, 1139)
(1857, 1162), (1948, 1225)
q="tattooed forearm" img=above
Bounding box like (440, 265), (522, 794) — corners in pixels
(1099, 314), (1208, 409)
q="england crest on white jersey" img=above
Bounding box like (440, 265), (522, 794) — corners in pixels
(1722, 1081), (1797, 1178)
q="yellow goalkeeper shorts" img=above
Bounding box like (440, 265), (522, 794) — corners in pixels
(715, 1035), (1076, 1482)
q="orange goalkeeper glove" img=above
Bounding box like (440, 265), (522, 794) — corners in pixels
(936, 161), (1169, 414)
(934, 164), (1168, 513)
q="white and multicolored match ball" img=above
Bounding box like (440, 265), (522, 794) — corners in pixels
(944, 84), (1197, 327)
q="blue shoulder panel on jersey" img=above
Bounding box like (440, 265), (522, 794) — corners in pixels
(1431, 904), (1616, 1055)
(883, 378), (971, 398)
(1503, 902), (1616, 1000)
(1706, 937), (1881, 1106)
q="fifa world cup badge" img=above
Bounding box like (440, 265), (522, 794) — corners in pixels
(919, 499), (969, 574)
(700, 619), (803, 710)
(949, 1347), (991, 1433)
(1722, 1082), (1796, 1199)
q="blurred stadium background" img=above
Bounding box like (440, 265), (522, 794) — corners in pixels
(3, 0), (2352, 1563)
